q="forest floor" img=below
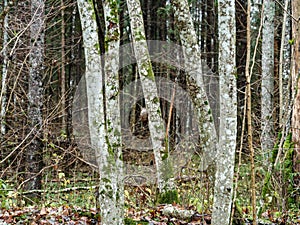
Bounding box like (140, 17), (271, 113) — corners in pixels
(0, 203), (299, 224)
(1, 156), (299, 224)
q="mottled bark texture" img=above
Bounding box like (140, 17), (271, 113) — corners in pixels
(261, 0), (275, 164)
(102, 0), (124, 224)
(126, 0), (176, 196)
(278, 0), (291, 125)
(171, 0), (218, 170)
(212, 0), (237, 224)
(171, 0), (237, 222)
(77, 0), (124, 224)
(0, 0), (8, 137)
(25, 0), (45, 198)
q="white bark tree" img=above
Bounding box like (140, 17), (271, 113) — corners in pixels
(0, 0), (8, 137)
(172, 1), (236, 223)
(261, 0), (275, 164)
(126, 0), (177, 199)
(278, 0), (291, 125)
(25, 0), (45, 197)
(171, 0), (218, 170)
(101, 0), (124, 223)
(212, 0), (237, 224)
(77, 0), (124, 223)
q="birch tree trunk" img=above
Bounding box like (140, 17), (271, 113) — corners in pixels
(211, 1), (237, 224)
(101, 0), (124, 223)
(0, 0), (8, 137)
(261, 0), (275, 164)
(126, 0), (177, 201)
(171, 0), (218, 170)
(278, 0), (291, 126)
(172, 1), (237, 222)
(25, 0), (45, 199)
(77, 0), (124, 223)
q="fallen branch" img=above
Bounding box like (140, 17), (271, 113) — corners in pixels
(20, 185), (99, 195)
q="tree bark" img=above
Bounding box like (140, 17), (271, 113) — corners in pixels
(77, 0), (124, 223)
(126, 0), (176, 197)
(261, 0), (275, 164)
(61, 0), (66, 133)
(0, 0), (8, 137)
(212, 0), (237, 224)
(247, 0), (258, 224)
(25, 0), (45, 199)
(101, 0), (124, 223)
(291, 0), (300, 181)
(278, 0), (291, 126)
(171, 0), (218, 170)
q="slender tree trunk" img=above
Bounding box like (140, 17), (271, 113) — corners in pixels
(246, 0), (257, 224)
(25, 0), (45, 199)
(211, 0), (236, 224)
(291, 0), (300, 182)
(126, 0), (177, 199)
(278, 0), (290, 126)
(0, 0), (8, 138)
(261, 0), (275, 164)
(66, 4), (77, 140)
(61, 0), (66, 133)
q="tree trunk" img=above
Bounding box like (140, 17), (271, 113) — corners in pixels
(25, 0), (45, 200)
(278, 0), (291, 126)
(291, 0), (300, 187)
(247, 0), (258, 224)
(61, 0), (66, 133)
(77, 0), (124, 223)
(126, 0), (177, 199)
(171, 0), (218, 169)
(101, 0), (124, 223)
(0, 0), (8, 137)
(261, 0), (275, 165)
(212, 0), (237, 224)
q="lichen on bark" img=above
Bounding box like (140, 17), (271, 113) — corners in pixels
(126, 0), (176, 199)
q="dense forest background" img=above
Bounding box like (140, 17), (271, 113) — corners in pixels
(0, 0), (299, 224)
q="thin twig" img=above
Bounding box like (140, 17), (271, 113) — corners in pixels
(274, 0), (299, 22)
(20, 185), (99, 195)
(165, 81), (176, 140)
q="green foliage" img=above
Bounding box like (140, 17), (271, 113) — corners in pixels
(0, 179), (18, 208)
(271, 132), (282, 164)
(0, 179), (9, 208)
(259, 132), (297, 213)
(39, 171), (98, 209)
(282, 134), (296, 208)
(232, 202), (244, 225)
(259, 132), (282, 212)
(124, 218), (148, 225)
(288, 39), (295, 45)
(188, 196), (209, 212)
(157, 189), (178, 204)
(157, 4), (172, 18)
